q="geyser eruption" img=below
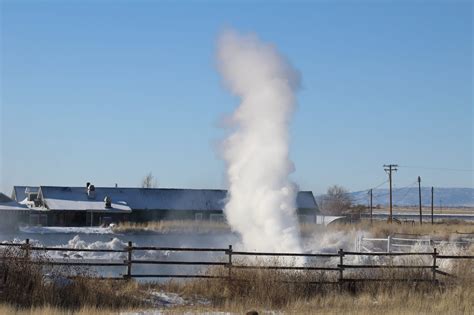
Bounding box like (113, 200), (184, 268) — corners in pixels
(217, 30), (302, 253)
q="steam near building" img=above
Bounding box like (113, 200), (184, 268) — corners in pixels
(217, 30), (303, 252)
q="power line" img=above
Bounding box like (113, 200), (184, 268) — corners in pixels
(371, 179), (389, 190)
(350, 180), (393, 203)
(359, 180), (421, 203)
(347, 179), (389, 203)
(373, 191), (390, 199)
(350, 179), (416, 204)
(398, 165), (474, 172)
(392, 180), (418, 204)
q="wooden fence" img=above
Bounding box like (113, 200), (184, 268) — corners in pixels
(0, 239), (473, 284)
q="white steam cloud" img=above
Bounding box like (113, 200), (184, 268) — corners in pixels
(217, 30), (302, 253)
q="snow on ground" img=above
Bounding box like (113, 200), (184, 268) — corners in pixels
(93, 286), (276, 314)
(122, 311), (231, 315)
(121, 290), (220, 315)
(1, 235), (171, 264)
(146, 291), (211, 308)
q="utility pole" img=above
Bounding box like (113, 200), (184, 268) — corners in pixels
(369, 189), (373, 224)
(431, 186), (434, 225)
(418, 176), (422, 225)
(383, 164), (398, 223)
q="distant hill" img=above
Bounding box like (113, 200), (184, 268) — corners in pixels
(349, 187), (474, 207)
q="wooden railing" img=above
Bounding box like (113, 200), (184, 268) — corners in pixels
(0, 239), (472, 283)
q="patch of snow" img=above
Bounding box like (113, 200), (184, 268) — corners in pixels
(122, 312), (230, 315)
(149, 291), (186, 307)
(121, 290), (215, 315)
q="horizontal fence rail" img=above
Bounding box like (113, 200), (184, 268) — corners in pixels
(0, 239), (472, 284)
(231, 251), (339, 257)
(131, 246), (227, 252)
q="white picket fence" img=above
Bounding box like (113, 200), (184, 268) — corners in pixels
(356, 234), (474, 253)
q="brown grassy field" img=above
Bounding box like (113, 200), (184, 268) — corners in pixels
(2, 220), (473, 314)
(149, 257), (474, 314)
(379, 205), (474, 214)
(327, 220), (474, 239)
(0, 248), (472, 314)
(3, 283), (472, 315)
(113, 219), (474, 239)
(113, 220), (231, 234)
(0, 246), (145, 312)
(0, 305), (115, 315)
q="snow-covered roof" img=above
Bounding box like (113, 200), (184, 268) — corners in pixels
(0, 193), (30, 211)
(12, 186), (39, 203)
(38, 186), (319, 212)
(39, 187), (132, 212)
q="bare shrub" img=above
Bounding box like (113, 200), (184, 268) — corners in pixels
(319, 185), (353, 215)
(141, 172), (158, 188)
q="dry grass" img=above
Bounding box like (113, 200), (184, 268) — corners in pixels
(113, 220), (231, 234)
(0, 247), (145, 311)
(113, 220), (332, 235)
(381, 205), (474, 214)
(2, 282), (473, 315)
(327, 220), (474, 239)
(3, 219), (473, 313)
(162, 285), (473, 314)
(0, 246), (472, 313)
(0, 305), (119, 315)
(153, 256), (474, 314)
(113, 219), (474, 240)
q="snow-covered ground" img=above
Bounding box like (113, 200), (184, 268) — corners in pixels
(122, 291), (279, 315)
(121, 290), (225, 315)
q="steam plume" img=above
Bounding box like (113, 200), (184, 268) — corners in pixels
(217, 30), (302, 253)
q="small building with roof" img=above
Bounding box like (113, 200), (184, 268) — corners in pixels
(8, 184), (320, 227)
(0, 193), (31, 230)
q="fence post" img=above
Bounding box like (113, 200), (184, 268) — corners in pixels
(387, 235), (391, 253)
(338, 248), (344, 290)
(24, 239), (30, 259)
(227, 245), (233, 280)
(126, 241), (132, 280)
(432, 247), (437, 284)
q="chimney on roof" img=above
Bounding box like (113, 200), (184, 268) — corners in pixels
(87, 184), (96, 199)
(104, 196), (112, 208)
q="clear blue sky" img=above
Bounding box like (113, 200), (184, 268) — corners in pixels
(1, 0), (472, 195)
